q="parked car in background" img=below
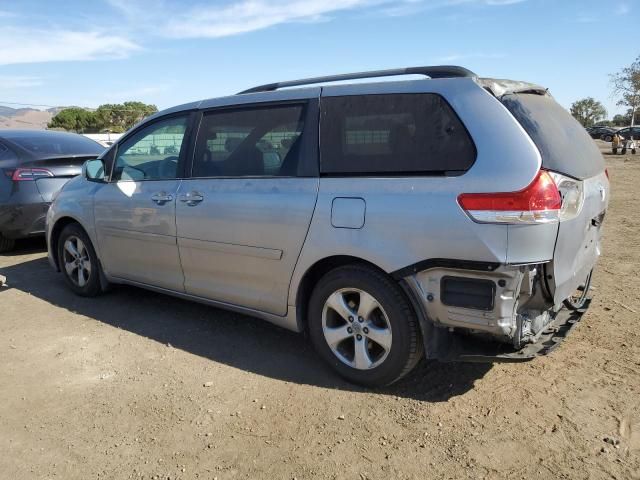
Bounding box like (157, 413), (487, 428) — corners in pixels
(46, 66), (609, 386)
(586, 126), (616, 140)
(605, 126), (640, 142)
(0, 130), (104, 252)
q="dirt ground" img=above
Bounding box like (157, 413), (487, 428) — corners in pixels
(1, 142), (639, 480)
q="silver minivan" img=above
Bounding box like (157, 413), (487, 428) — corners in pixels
(46, 67), (609, 386)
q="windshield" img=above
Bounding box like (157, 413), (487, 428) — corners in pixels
(5, 132), (105, 158)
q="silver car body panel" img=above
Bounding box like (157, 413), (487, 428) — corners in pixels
(175, 177), (318, 316)
(46, 76), (608, 344)
(93, 180), (185, 292)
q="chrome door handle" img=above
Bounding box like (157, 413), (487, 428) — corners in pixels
(151, 192), (173, 205)
(179, 192), (204, 206)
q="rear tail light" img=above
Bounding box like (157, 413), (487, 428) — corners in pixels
(549, 172), (584, 222)
(458, 170), (562, 224)
(6, 168), (54, 181)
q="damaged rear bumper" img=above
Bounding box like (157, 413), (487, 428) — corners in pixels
(398, 260), (594, 362)
(429, 300), (589, 363)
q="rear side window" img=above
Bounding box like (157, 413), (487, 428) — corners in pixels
(502, 93), (604, 180)
(193, 104), (306, 177)
(320, 94), (476, 175)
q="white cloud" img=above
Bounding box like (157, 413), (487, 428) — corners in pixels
(0, 28), (140, 66)
(0, 75), (43, 89)
(108, 0), (528, 39)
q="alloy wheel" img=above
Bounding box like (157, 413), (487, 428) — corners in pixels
(62, 236), (92, 288)
(321, 288), (392, 370)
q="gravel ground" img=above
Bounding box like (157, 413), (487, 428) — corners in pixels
(1, 144), (638, 479)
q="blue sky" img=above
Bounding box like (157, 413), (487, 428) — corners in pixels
(0, 0), (637, 117)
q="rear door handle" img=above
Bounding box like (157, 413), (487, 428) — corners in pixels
(151, 192), (174, 205)
(179, 191), (204, 206)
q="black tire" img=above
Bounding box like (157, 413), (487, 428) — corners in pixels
(563, 269), (592, 311)
(308, 264), (423, 387)
(0, 233), (15, 253)
(57, 223), (102, 297)
(604, 135), (613, 142)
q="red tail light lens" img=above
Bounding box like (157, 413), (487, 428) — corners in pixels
(458, 170), (562, 224)
(10, 168), (54, 181)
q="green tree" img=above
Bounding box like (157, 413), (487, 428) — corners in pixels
(570, 97), (607, 127)
(611, 55), (640, 126)
(47, 107), (97, 132)
(49, 101), (158, 133)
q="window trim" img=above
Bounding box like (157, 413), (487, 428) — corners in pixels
(318, 92), (477, 177)
(186, 99), (319, 180)
(107, 111), (198, 183)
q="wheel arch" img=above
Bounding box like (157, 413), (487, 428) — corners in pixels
(294, 255), (405, 332)
(49, 216), (89, 271)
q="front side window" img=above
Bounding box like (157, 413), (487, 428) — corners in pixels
(320, 94), (476, 175)
(113, 116), (188, 181)
(193, 104), (305, 177)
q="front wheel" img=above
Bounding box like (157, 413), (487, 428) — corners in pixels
(57, 223), (102, 297)
(308, 265), (423, 387)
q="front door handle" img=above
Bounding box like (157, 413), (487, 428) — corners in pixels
(151, 192), (173, 205)
(179, 191), (204, 206)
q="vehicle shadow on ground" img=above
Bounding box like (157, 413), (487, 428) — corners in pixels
(0, 255), (492, 402)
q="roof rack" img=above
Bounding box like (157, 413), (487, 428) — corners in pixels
(237, 65), (477, 94)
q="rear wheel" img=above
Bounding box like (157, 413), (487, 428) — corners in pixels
(0, 233), (15, 253)
(308, 264), (423, 387)
(563, 270), (592, 310)
(57, 223), (102, 297)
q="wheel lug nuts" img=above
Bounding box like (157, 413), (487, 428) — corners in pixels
(356, 334), (362, 341)
(347, 327), (353, 334)
(363, 327), (369, 334)
(358, 317), (364, 323)
(348, 316), (354, 323)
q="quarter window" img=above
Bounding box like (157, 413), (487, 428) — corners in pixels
(320, 94), (476, 175)
(193, 105), (306, 177)
(113, 116), (188, 181)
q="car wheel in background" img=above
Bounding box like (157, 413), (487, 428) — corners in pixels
(308, 264), (423, 387)
(57, 223), (102, 297)
(0, 233), (15, 253)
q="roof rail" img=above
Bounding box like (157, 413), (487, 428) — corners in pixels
(237, 65), (477, 94)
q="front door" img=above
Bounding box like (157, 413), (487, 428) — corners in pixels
(176, 101), (319, 316)
(94, 115), (191, 291)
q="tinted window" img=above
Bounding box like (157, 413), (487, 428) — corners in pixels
(320, 94), (476, 175)
(193, 104), (306, 177)
(502, 94), (604, 180)
(4, 132), (104, 157)
(113, 116), (188, 181)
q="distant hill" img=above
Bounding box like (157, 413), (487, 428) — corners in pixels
(0, 106), (62, 130)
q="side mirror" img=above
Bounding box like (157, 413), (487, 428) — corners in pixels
(83, 158), (106, 182)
